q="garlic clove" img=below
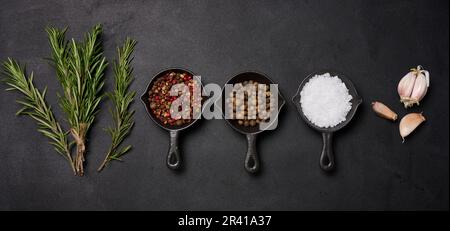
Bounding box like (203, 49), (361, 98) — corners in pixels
(398, 71), (417, 107)
(372, 101), (398, 121)
(410, 71), (428, 104)
(424, 70), (430, 87)
(399, 112), (426, 142)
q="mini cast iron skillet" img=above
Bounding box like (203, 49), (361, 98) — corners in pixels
(292, 71), (362, 172)
(222, 71), (285, 174)
(141, 68), (202, 170)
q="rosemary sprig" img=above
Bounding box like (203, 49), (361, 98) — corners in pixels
(47, 25), (108, 176)
(2, 58), (75, 174)
(98, 38), (137, 172)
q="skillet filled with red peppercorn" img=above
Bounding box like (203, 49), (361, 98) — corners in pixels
(141, 68), (203, 170)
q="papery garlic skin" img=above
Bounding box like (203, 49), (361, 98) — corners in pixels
(398, 66), (430, 108)
(399, 112), (426, 142)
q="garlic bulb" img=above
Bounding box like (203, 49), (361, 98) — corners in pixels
(372, 101), (397, 121)
(399, 112), (426, 142)
(397, 66), (430, 108)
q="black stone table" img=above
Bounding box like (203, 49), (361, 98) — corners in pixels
(0, 0), (448, 210)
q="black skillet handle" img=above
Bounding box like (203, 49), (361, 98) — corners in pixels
(244, 134), (259, 174)
(320, 132), (335, 172)
(167, 130), (181, 170)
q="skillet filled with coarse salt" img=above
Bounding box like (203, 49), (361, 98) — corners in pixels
(292, 71), (362, 172)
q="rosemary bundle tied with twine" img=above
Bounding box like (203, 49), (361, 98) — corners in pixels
(2, 24), (136, 176)
(47, 25), (108, 176)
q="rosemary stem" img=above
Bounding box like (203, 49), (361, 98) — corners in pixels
(97, 149), (113, 172)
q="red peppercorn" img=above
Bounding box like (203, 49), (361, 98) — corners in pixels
(148, 71), (203, 126)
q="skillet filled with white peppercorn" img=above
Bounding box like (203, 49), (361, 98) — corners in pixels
(141, 68), (203, 170)
(222, 71), (285, 174)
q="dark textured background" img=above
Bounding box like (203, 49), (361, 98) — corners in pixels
(0, 0), (448, 210)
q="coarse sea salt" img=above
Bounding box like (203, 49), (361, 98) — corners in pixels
(300, 73), (352, 128)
